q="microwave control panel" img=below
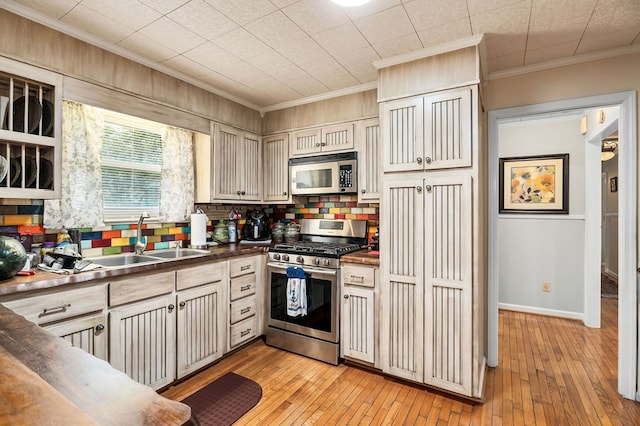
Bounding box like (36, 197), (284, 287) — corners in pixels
(339, 164), (354, 190)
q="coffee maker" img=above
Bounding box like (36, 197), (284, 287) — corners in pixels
(243, 209), (271, 241)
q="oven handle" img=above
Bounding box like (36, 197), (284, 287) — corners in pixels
(267, 263), (338, 279)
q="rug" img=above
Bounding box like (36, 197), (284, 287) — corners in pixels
(601, 274), (618, 298)
(181, 372), (262, 426)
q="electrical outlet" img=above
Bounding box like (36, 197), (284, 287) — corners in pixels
(543, 282), (551, 292)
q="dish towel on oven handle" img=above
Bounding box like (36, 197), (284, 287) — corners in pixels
(286, 266), (307, 317)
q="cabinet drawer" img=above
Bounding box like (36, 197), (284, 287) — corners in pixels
(230, 316), (257, 348)
(229, 273), (256, 301)
(2, 283), (106, 326)
(109, 271), (174, 306)
(229, 256), (257, 278)
(342, 264), (376, 288)
(176, 261), (226, 291)
(230, 295), (256, 324)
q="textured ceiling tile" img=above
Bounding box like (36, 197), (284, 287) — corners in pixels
(139, 0), (190, 15)
(527, 20), (586, 51)
(355, 5), (414, 45)
(139, 16), (206, 53)
(213, 28), (270, 62)
(168, 0), (238, 39)
(161, 54), (214, 77)
(373, 32), (423, 58)
(484, 33), (527, 58)
(530, 0), (596, 24)
(62, 4), (135, 43)
(296, 56), (359, 90)
(282, 0), (350, 35)
(276, 36), (328, 62)
(244, 10), (308, 50)
(314, 22), (370, 56)
(333, 45), (380, 83)
(524, 41), (578, 65)
(577, 28), (640, 54)
(205, 0), (277, 25)
(486, 51), (524, 72)
(404, 0), (469, 32)
(269, 0), (299, 8)
(80, 0), (161, 29)
(466, 0), (526, 16)
(11, 0), (79, 20)
(341, 0), (401, 20)
(417, 18), (472, 48)
(118, 31), (178, 61)
(470, 1), (531, 35)
(183, 41), (242, 70)
(586, 0), (640, 32)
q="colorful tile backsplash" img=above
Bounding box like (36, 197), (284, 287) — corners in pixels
(0, 194), (379, 255)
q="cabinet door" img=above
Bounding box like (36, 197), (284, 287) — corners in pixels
(262, 133), (290, 203)
(423, 174), (473, 395)
(213, 124), (241, 200)
(380, 176), (424, 382)
(45, 313), (107, 361)
(176, 283), (224, 379)
(240, 131), (262, 201)
(290, 128), (321, 156)
(381, 96), (424, 173)
(341, 285), (375, 363)
(321, 123), (354, 152)
(423, 87), (472, 170)
(357, 119), (381, 202)
(109, 295), (176, 390)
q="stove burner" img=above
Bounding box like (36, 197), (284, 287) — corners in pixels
(272, 240), (362, 257)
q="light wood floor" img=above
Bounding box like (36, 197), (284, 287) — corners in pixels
(162, 298), (640, 424)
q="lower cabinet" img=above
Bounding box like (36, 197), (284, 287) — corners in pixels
(340, 264), (377, 365)
(228, 255), (261, 351)
(45, 313), (108, 361)
(109, 294), (177, 390)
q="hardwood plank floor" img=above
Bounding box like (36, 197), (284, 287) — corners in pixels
(161, 298), (640, 424)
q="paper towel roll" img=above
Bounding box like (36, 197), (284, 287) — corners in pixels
(190, 213), (208, 248)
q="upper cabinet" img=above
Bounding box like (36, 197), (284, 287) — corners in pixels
(290, 123), (354, 156)
(357, 118), (380, 202)
(263, 133), (290, 203)
(0, 57), (62, 199)
(381, 87), (472, 173)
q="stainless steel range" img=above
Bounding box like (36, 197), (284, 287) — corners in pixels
(266, 219), (368, 365)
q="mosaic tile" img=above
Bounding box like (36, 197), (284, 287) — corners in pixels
(81, 248), (103, 258)
(112, 224), (131, 230)
(103, 246), (122, 255)
(154, 241), (170, 250)
(102, 230), (121, 239)
(3, 215), (32, 226)
(111, 237), (131, 247)
(82, 231), (103, 240)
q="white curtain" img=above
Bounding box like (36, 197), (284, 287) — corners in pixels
(159, 126), (194, 222)
(44, 101), (104, 228)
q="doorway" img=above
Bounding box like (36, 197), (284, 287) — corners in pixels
(487, 91), (637, 400)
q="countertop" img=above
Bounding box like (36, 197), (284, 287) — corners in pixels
(0, 304), (191, 425)
(0, 243), (268, 296)
(340, 249), (380, 266)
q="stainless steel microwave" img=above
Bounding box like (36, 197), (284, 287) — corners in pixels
(289, 152), (357, 195)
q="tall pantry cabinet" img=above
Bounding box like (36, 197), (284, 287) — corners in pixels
(376, 36), (487, 399)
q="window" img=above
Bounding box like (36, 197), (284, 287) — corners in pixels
(101, 111), (164, 222)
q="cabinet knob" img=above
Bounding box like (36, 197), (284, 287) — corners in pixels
(168, 304), (175, 311)
(316, 143), (321, 147)
(321, 142), (326, 146)
(361, 189), (366, 194)
(179, 301), (186, 308)
(95, 324), (105, 332)
(416, 186), (422, 193)
(425, 185), (432, 192)
(283, 191), (287, 196)
(416, 157), (422, 164)
(344, 294), (350, 299)
(425, 157), (432, 164)
(241, 190), (246, 195)
(236, 190), (241, 195)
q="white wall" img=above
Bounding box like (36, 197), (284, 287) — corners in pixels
(497, 115), (586, 316)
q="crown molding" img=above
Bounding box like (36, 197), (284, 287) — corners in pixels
(488, 43), (640, 80)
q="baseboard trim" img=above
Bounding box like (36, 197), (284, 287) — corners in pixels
(498, 303), (584, 321)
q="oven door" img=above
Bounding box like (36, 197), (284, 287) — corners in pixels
(267, 262), (339, 343)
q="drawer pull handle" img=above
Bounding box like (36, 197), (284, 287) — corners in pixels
(240, 284), (252, 291)
(240, 265), (251, 271)
(40, 303), (71, 317)
(350, 275), (365, 281)
(241, 329), (252, 337)
(240, 307), (251, 314)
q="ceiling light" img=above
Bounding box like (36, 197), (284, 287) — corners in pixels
(601, 139), (618, 162)
(331, 0), (371, 7)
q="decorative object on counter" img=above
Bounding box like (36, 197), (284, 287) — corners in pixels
(371, 227), (379, 251)
(271, 222), (285, 243)
(227, 220), (237, 243)
(244, 209), (271, 241)
(213, 220), (229, 243)
(284, 222), (300, 243)
(0, 235), (28, 280)
(190, 209), (208, 249)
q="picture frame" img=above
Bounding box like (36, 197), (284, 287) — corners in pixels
(499, 153), (569, 214)
(610, 176), (618, 193)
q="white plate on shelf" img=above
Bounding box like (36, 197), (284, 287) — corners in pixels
(0, 155), (7, 184)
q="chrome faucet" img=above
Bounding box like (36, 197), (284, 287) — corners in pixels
(135, 212), (150, 254)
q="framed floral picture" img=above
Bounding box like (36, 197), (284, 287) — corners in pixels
(499, 153), (569, 214)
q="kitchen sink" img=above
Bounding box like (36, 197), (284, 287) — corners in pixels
(90, 254), (162, 267)
(147, 248), (210, 259)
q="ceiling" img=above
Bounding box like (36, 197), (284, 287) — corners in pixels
(3, 0), (640, 112)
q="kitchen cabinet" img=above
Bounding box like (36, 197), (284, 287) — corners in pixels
(212, 123), (262, 202)
(45, 313), (108, 361)
(108, 271), (176, 390)
(263, 133), (290, 203)
(228, 255), (261, 350)
(175, 261), (227, 379)
(381, 87), (471, 173)
(340, 264), (377, 365)
(356, 118), (380, 202)
(290, 123), (354, 156)
(0, 56), (62, 199)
